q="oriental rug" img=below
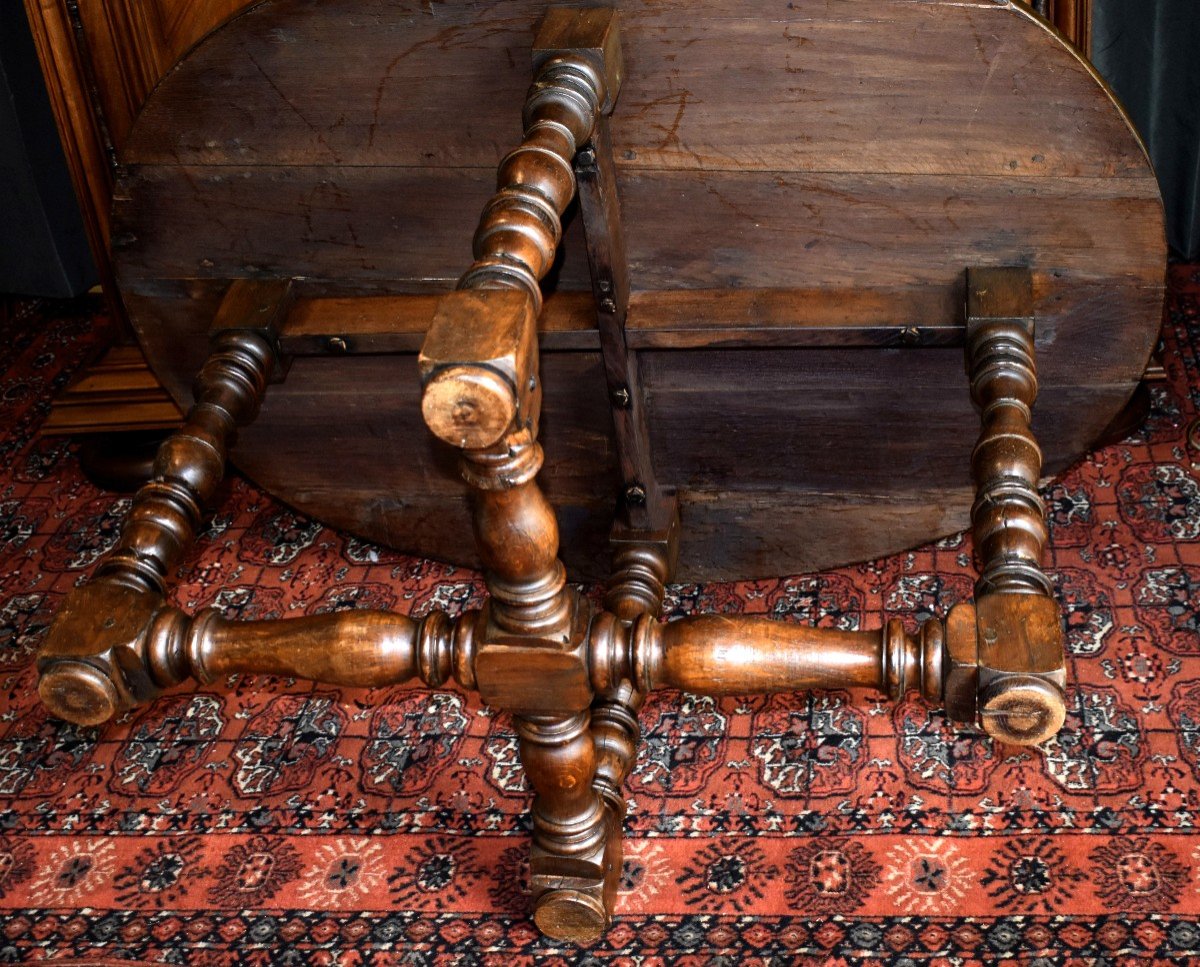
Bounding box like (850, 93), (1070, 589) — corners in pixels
(0, 266), (1198, 964)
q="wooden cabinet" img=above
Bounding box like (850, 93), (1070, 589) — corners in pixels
(1045, 0), (1093, 53)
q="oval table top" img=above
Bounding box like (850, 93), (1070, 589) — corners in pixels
(114, 0), (1165, 580)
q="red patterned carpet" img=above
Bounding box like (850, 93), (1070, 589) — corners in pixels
(1, 267), (1199, 964)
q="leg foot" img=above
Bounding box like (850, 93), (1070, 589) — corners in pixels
(38, 660), (121, 727)
(979, 675), (1067, 746)
(534, 889), (609, 944)
(516, 711), (613, 942)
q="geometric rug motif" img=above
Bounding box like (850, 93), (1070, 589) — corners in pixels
(0, 266), (1198, 963)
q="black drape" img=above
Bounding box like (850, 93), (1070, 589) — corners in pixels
(1092, 1), (1200, 259)
(0, 5), (96, 297)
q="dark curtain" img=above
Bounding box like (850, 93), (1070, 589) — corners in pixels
(0, 5), (96, 297)
(1092, 1), (1200, 259)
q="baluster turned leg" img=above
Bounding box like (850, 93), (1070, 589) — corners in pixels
(38, 281), (288, 724)
(417, 9), (625, 941)
(589, 533), (675, 859)
(462, 437), (614, 940)
(952, 266), (1067, 745)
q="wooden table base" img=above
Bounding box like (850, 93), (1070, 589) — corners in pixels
(36, 9), (1068, 944)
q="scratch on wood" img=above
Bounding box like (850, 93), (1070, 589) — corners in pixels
(245, 50), (343, 164)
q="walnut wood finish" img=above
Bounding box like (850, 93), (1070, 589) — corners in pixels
(1050, 0), (1092, 54)
(39, 270), (1069, 940)
(113, 0), (1165, 581)
(99, 291), (282, 596)
(41, 595), (479, 727)
(34, 3), (1148, 946)
(966, 269), (1053, 599)
(38, 279), (285, 724)
(575, 116), (674, 532)
(587, 532), (677, 909)
(418, 291), (539, 451)
(950, 267), (1067, 746)
(417, 14), (620, 941)
(576, 88), (677, 875)
(276, 286), (974, 355)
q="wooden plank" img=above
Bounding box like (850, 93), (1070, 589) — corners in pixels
(112, 165), (594, 287)
(120, 0), (1148, 181)
(675, 487), (976, 582)
(615, 170), (1164, 289)
(88, 343), (164, 368)
(280, 291), (598, 354)
(636, 281), (1159, 368)
(39, 400), (183, 434)
(127, 274), (1160, 415)
(114, 166), (1164, 287)
(637, 345), (1138, 492)
(575, 114), (673, 531)
(625, 286), (962, 349)
(279, 287), (966, 354)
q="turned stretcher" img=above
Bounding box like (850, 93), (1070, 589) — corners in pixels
(37, 0), (1164, 943)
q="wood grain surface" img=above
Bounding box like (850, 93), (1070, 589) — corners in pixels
(115, 0), (1165, 580)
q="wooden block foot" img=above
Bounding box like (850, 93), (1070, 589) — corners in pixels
(38, 660), (122, 727)
(979, 675), (1067, 746)
(533, 888), (609, 945)
(530, 810), (621, 944)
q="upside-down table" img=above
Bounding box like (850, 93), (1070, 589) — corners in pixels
(36, 0), (1165, 942)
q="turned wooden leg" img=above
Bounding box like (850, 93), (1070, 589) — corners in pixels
(586, 527), (677, 910)
(38, 280), (289, 724)
(461, 437), (613, 937)
(42, 602), (479, 728)
(942, 268), (1067, 746)
(588, 682), (642, 828)
(590, 611), (946, 703)
(592, 535), (674, 809)
(416, 9), (625, 944)
(515, 712), (614, 937)
(450, 430), (613, 941)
